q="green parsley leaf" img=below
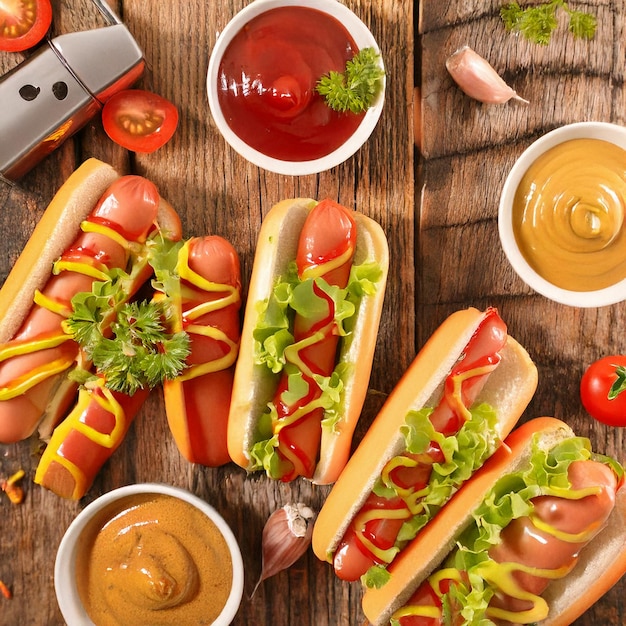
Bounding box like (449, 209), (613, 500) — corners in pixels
(63, 270), (129, 356)
(362, 564), (391, 589)
(568, 9), (597, 40)
(316, 47), (385, 114)
(88, 300), (189, 395)
(608, 365), (626, 400)
(500, 1), (523, 31)
(500, 1), (597, 45)
(65, 274), (190, 395)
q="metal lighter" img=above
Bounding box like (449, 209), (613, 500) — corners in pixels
(0, 0), (144, 180)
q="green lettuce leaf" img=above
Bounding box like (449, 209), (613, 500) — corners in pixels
(372, 404), (499, 544)
(248, 367), (346, 478)
(248, 258), (383, 477)
(362, 564), (391, 589)
(431, 434), (625, 623)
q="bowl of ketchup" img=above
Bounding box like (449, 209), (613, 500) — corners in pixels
(207, 0), (385, 176)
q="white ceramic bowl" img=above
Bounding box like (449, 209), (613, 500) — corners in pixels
(498, 121), (626, 307)
(207, 0), (385, 176)
(54, 483), (244, 626)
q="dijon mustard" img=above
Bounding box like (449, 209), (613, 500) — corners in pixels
(76, 493), (233, 626)
(512, 138), (626, 291)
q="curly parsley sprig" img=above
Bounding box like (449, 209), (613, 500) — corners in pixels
(500, 1), (597, 45)
(316, 47), (385, 114)
(63, 261), (190, 396)
(87, 300), (189, 394)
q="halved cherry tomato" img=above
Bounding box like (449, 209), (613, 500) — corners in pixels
(580, 355), (626, 427)
(101, 89), (179, 153)
(0, 0), (52, 52)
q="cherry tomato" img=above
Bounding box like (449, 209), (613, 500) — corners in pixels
(0, 0), (52, 52)
(101, 89), (178, 153)
(580, 355), (626, 427)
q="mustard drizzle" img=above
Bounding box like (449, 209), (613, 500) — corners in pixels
(0, 356), (75, 400)
(33, 290), (73, 317)
(175, 324), (238, 381)
(480, 560), (573, 623)
(355, 362), (497, 564)
(529, 509), (601, 543)
(353, 507), (410, 563)
(52, 259), (110, 282)
(171, 241), (241, 382)
(392, 479), (606, 624)
(392, 568), (465, 621)
(381, 455), (421, 499)
(271, 317), (340, 432)
(34, 382), (126, 500)
(1, 220), (136, 402)
(283, 325), (333, 381)
(392, 605), (441, 620)
(299, 243), (354, 281)
(80, 219), (133, 250)
(0, 334), (71, 362)
(273, 399), (324, 433)
(444, 362), (499, 425)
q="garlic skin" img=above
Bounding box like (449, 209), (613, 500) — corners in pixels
(445, 45), (528, 105)
(251, 503), (316, 597)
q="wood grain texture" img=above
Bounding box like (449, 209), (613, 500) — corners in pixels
(0, 0), (412, 625)
(418, 2), (626, 625)
(1, 0), (624, 624)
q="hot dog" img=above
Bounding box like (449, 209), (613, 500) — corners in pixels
(227, 197), (389, 484)
(0, 158), (181, 444)
(157, 235), (242, 466)
(33, 233), (243, 497)
(361, 417), (626, 626)
(312, 308), (538, 584)
(34, 381), (150, 500)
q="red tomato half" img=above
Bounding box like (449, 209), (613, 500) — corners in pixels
(580, 355), (626, 427)
(0, 0), (52, 52)
(101, 89), (179, 153)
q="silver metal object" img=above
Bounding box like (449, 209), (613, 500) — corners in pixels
(0, 1), (144, 180)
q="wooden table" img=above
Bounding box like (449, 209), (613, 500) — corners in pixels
(0, 1), (623, 624)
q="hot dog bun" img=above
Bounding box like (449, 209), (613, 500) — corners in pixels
(0, 158), (181, 443)
(361, 417), (626, 626)
(227, 197), (389, 485)
(312, 307), (538, 565)
(0, 158), (180, 343)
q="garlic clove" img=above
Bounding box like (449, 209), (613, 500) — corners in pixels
(445, 45), (528, 105)
(251, 502), (316, 598)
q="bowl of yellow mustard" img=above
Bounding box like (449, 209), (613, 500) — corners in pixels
(54, 483), (244, 626)
(498, 121), (626, 307)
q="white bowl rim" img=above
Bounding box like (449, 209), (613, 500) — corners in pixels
(54, 483), (244, 626)
(206, 0), (386, 176)
(498, 121), (626, 308)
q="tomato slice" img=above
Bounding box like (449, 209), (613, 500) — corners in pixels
(101, 89), (179, 153)
(0, 0), (52, 52)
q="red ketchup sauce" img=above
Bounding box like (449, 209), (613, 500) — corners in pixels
(217, 6), (366, 162)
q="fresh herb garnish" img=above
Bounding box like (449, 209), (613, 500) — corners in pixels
(64, 264), (190, 395)
(500, 1), (597, 45)
(608, 365), (626, 400)
(316, 47), (385, 114)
